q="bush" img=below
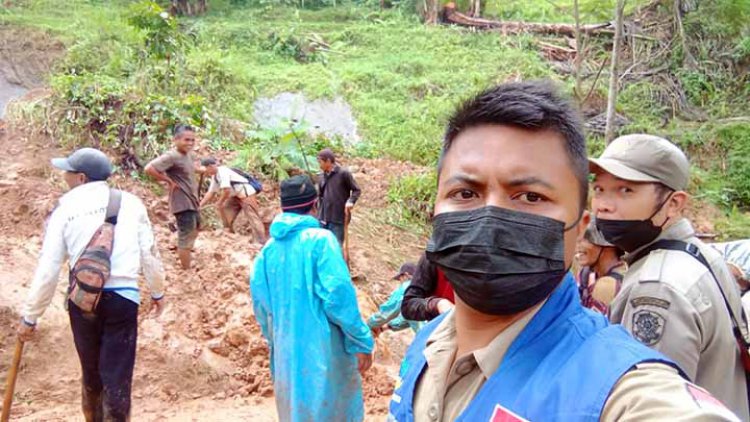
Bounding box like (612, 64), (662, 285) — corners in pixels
(386, 171), (437, 225)
(127, 1), (186, 61)
(716, 123), (750, 206)
(233, 122), (327, 180)
(47, 71), (219, 168)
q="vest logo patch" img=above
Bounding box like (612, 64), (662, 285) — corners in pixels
(632, 309), (665, 346)
(489, 404), (529, 422)
(686, 383), (740, 421)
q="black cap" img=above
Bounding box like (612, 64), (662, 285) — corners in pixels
(393, 262), (417, 280)
(51, 148), (112, 181)
(201, 157), (218, 166)
(280, 175), (317, 211)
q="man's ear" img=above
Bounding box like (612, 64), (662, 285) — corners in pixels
(666, 191), (689, 219)
(577, 210), (591, 240)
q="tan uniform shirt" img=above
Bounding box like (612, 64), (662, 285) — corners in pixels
(609, 218), (749, 420)
(413, 307), (740, 421)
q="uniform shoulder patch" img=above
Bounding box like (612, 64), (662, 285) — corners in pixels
(632, 310), (666, 346)
(638, 249), (667, 283)
(630, 296), (671, 310)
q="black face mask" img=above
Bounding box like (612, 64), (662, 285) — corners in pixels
(596, 194), (672, 253)
(426, 206), (579, 316)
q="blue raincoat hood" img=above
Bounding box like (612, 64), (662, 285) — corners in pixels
(269, 212), (320, 240)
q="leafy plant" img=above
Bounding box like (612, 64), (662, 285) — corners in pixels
(387, 171), (437, 225)
(263, 29), (333, 64)
(127, 1), (186, 61)
(233, 122), (323, 180)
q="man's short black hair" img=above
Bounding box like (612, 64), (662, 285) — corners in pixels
(440, 81), (588, 210)
(652, 183), (674, 213)
(201, 157), (218, 166)
(174, 123), (195, 137)
(317, 148), (336, 163)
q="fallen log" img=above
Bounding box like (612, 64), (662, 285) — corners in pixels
(442, 4), (613, 36)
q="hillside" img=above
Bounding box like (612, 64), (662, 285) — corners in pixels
(1, 0), (748, 236)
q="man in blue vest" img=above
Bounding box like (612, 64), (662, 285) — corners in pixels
(388, 81), (739, 421)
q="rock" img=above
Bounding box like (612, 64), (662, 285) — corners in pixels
(208, 340), (231, 357)
(226, 328), (250, 348)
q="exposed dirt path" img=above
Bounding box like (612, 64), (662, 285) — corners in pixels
(0, 122), (426, 420)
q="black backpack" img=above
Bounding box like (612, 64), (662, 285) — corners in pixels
(231, 167), (263, 193)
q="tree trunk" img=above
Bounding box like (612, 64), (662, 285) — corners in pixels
(604, 0), (625, 144)
(674, 0), (697, 68)
(573, 0), (583, 105)
(468, 0), (481, 17)
(441, 5), (612, 36)
(170, 0), (208, 16)
(420, 0), (440, 24)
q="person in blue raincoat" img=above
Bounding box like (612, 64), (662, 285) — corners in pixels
(250, 175), (374, 422)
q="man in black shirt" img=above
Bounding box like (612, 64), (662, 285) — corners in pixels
(316, 148), (361, 245)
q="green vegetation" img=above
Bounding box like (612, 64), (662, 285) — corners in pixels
(1, 0), (749, 236)
(387, 170), (437, 225)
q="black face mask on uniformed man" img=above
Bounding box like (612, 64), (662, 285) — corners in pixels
(595, 193), (672, 253)
(426, 206), (579, 316)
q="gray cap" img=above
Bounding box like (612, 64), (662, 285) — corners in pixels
(589, 134), (690, 191)
(51, 148), (112, 181)
(584, 217), (614, 247)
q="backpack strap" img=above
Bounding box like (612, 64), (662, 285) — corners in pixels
(632, 240), (750, 382)
(105, 189), (122, 225)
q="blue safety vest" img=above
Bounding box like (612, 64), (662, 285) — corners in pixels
(389, 274), (682, 422)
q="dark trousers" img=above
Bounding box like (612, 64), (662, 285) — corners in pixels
(322, 221), (345, 245)
(68, 292), (138, 422)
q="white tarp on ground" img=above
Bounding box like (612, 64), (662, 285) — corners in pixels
(0, 73), (28, 119)
(252, 92), (361, 145)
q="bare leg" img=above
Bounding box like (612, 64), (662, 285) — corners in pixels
(222, 197), (242, 234)
(178, 248), (191, 269)
(242, 196), (266, 243)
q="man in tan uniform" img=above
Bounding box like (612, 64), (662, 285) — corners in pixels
(591, 134), (749, 420)
(388, 82), (740, 421)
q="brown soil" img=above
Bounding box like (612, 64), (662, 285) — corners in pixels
(0, 26), (65, 89)
(0, 121), (426, 420)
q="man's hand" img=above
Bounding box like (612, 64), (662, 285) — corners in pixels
(437, 299), (454, 314)
(151, 297), (166, 317)
(371, 326), (385, 338)
(356, 352), (373, 375)
(17, 320), (36, 342)
(345, 202), (354, 214)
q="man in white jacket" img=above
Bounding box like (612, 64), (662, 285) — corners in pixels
(16, 148), (166, 422)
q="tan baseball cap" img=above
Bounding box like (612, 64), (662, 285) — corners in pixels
(589, 134), (690, 191)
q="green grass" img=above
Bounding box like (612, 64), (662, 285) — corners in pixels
(2, 0), (749, 236)
(3, 1), (555, 164)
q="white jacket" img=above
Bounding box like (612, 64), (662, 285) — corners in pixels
(23, 181), (165, 323)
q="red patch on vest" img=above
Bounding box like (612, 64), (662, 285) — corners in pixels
(685, 383), (740, 421)
(686, 383), (724, 408)
(489, 404), (529, 422)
